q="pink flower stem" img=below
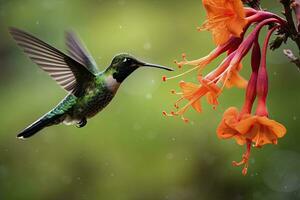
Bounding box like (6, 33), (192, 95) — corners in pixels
(240, 39), (260, 117)
(256, 26), (281, 117)
(206, 18), (283, 84)
(247, 10), (286, 25)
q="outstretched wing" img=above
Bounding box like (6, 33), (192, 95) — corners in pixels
(65, 31), (99, 74)
(9, 27), (95, 96)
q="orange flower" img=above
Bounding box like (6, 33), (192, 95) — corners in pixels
(217, 106), (287, 175)
(163, 1), (288, 176)
(233, 115), (286, 175)
(175, 46), (225, 69)
(217, 107), (247, 145)
(163, 78), (220, 122)
(222, 63), (248, 89)
(174, 37), (243, 71)
(216, 106), (251, 175)
(179, 81), (202, 113)
(201, 0), (248, 45)
(217, 108), (286, 147)
(236, 115), (287, 147)
(198, 76), (221, 107)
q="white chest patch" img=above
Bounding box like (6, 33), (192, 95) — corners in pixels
(63, 115), (80, 125)
(105, 75), (120, 93)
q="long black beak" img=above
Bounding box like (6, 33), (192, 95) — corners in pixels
(140, 62), (174, 71)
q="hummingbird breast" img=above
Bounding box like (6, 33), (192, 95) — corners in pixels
(64, 74), (120, 122)
(73, 87), (115, 119)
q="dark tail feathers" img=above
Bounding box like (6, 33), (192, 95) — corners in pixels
(17, 115), (61, 139)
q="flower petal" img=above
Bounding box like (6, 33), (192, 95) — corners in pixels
(202, 0), (247, 45)
(256, 117), (287, 138)
(235, 116), (257, 134)
(192, 100), (202, 112)
(225, 69), (248, 89)
(216, 107), (241, 140)
(179, 81), (200, 100)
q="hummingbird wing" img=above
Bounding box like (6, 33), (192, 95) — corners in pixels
(65, 31), (99, 75)
(9, 27), (95, 96)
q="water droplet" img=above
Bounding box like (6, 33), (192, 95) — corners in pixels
(293, 116), (297, 121)
(143, 42), (151, 50)
(166, 153), (174, 160)
(145, 93), (152, 99)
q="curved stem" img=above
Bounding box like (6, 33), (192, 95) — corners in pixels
(256, 26), (280, 117)
(207, 18), (283, 83)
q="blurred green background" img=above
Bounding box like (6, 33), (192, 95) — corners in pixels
(0, 0), (300, 199)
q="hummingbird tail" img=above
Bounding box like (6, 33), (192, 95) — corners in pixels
(17, 114), (62, 139)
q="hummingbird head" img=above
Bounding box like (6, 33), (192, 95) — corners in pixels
(105, 53), (173, 83)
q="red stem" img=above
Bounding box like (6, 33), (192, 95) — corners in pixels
(256, 26), (280, 116)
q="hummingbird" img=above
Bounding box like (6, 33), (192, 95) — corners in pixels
(9, 27), (173, 139)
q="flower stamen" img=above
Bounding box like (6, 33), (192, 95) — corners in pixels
(162, 65), (200, 81)
(232, 139), (252, 175)
(170, 90), (183, 95)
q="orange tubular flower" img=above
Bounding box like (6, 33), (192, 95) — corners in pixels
(222, 63), (248, 89)
(217, 25), (287, 175)
(201, 0), (248, 45)
(178, 81), (202, 113)
(237, 26), (287, 148)
(163, 0), (289, 175)
(236, 116), (286, 147)
(175, 36), (242, 69)
(217, 107), (247, 145)
(217, 39), (263, 141)
(217, 107), (286, 175)
(163, 78), (220, 122)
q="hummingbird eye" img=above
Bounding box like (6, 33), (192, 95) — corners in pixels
(123, 57), (133, 65)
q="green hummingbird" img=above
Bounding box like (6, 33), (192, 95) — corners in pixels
(9, 27), (173, 139)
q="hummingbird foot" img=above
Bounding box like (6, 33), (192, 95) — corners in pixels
(76, 118), (87, 128)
